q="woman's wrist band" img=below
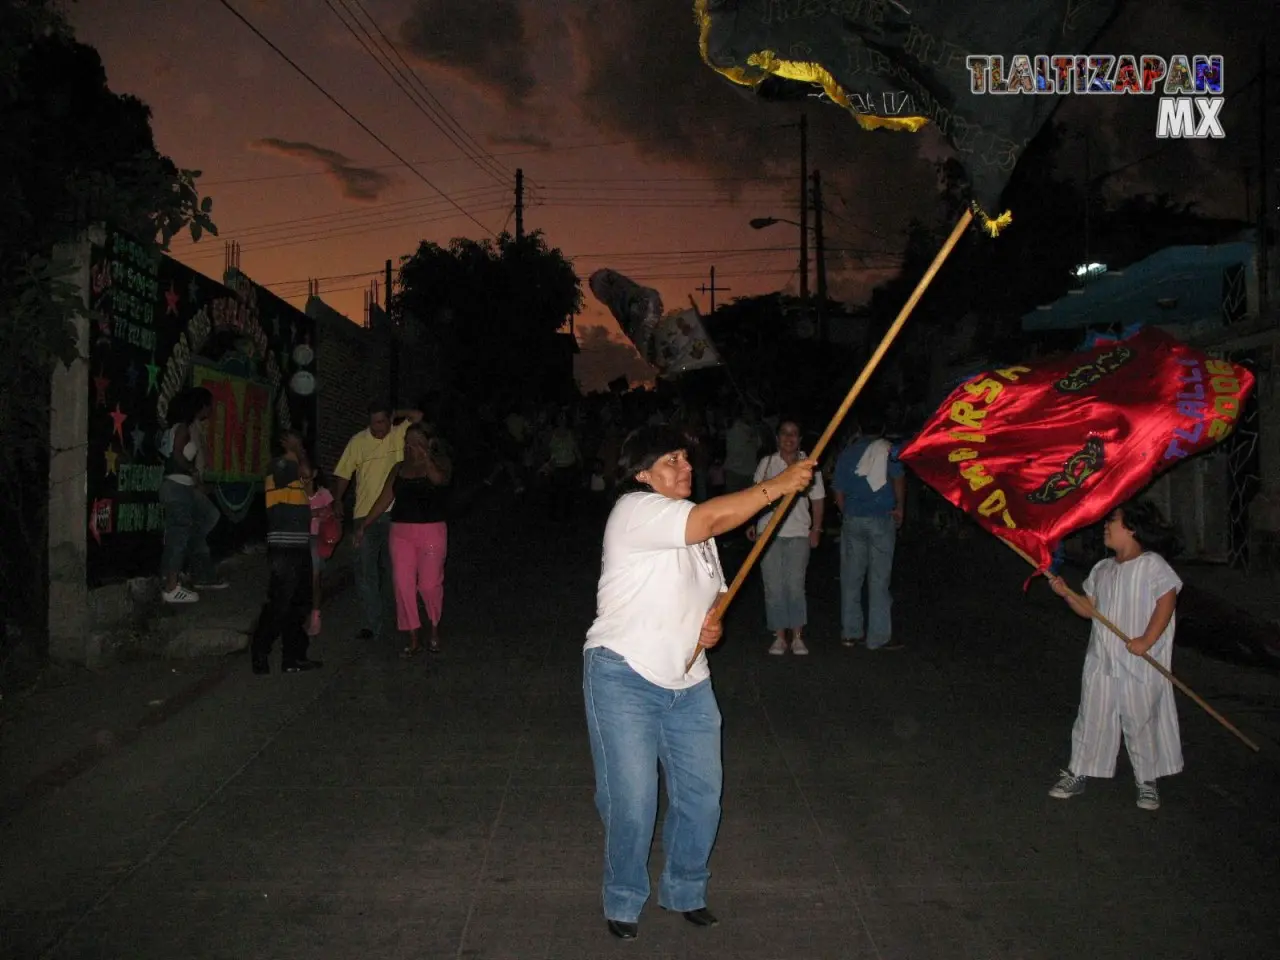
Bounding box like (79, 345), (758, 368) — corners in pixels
(760, 485), (773, 503)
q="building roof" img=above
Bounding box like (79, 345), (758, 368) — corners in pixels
(1021, 235), (1255, 333)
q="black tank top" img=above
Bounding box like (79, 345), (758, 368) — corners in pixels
(391, 473), (448, 523)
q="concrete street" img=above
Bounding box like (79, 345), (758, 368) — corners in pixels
(3, 502), (1278, 960)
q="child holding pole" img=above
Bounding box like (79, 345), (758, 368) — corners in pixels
(1046, 500), (1183, 811)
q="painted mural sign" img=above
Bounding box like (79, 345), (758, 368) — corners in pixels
(190, 364), (274, 482)
(86, 228), (318, 586)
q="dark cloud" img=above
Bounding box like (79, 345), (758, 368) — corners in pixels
(399, 0), (535, 106)
(1052, 0), (1274, 218)
(392, 0), (935, 259)
(563, 2), (935, 261)
(249, 138), (393, 201)
(574, 323), (655, 392)
(487, 132), (552, 150)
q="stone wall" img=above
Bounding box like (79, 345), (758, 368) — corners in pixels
(44, 229), (381, 665)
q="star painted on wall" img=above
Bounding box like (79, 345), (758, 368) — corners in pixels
(104, 448), (119, 475)
(109, 403), (127, 442)
(165, 282), (180, 316)
(130, 425), (146, 456)
(126, 362), (140, 389)
(93, 373), (110, 406)
(145, 358), (160, 394)
(188, 277), (201, 304)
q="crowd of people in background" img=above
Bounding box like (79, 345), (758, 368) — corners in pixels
(173, 379), (930, 674)
(183, 376), (1185, 937)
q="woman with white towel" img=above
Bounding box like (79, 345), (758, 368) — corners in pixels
(832, 415), (906, 650)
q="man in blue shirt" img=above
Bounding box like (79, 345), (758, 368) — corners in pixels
(832, 415), (905, 650)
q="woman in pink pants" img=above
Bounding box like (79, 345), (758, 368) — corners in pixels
(356, 423), (453, 657)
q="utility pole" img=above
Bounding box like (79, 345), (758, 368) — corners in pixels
(798, 113), (810, 315)
(1083, 132), (1092, 266)
(515, 168), (525, 242)
(1258, 42), (1269, 316)
(811, 170), (828, 342)
(386, 258), (397, 409)
(697, 266), (731, 313)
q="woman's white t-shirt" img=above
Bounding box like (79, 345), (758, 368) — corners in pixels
(584, 492), (726, 689)
(163, 423), (204, 486)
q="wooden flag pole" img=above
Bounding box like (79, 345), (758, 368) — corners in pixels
(1002, 539), (1260, 753)
(686, 207), (975, 672)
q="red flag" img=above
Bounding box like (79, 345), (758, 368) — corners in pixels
(898, 327), (1254, 570)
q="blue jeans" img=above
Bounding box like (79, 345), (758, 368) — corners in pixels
(158, 479), (220, 582)
(840, 514), (896, 646)
(357, 513), (392, 635)
(760, 535), (810, 631)
(582, 646), (723, 923)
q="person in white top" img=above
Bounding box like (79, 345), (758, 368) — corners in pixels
(747, 419), (825, 655)
(157, 387), (226, 603)
(583, 424), (815, 941)
(1047, 500), (1184, 811)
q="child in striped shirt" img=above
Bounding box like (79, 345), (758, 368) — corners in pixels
(1047, 500), (1183, 811)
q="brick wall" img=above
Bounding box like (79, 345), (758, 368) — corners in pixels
(308, 296), (390, 474)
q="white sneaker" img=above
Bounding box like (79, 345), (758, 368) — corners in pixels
(790, 636), (809, 655)
(1136, 781), (1160, 810)
(162, 586), (199, 604)
(768, 637), (787, 655)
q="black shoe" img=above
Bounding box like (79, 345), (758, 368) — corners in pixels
(869, 639), (904, 651)
(606, 919), (638, 940)
(251, 659), (269, 675)
(682, 908), (719, 927)
(282, 659), (323, 673)
(357, 628), (375, 640)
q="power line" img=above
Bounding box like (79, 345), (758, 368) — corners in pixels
(176, 181), (780, 248)
(171, 185), (509, 246)
(213, 0), (493, 233)
(341, 0), (517, 186)
(323, 0), (511, 187)
(535, 176), (790, 184)
(260, 269), (385, 288)
(254, 246), (803, 287)
(179, 201), (512, 260)
(201, 126), (787, 187)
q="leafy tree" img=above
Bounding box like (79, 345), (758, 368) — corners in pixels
(393, 230), (582, 405)
(0, 1), (216, 680)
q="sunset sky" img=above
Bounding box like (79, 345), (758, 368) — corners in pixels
(71, 0), (1272, 390)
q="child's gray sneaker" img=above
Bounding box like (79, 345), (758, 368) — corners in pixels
(1048, 770), (1087, 799)
(1136, 781), (1160, 810)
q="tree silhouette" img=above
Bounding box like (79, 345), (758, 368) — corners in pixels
(394, 230), (582, 403)
(1, 1), (216, 678)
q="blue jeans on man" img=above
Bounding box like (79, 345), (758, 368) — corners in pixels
(840, 514), (897, 647)
(582, 646), (722, 923)
(357, 512), (392, 636)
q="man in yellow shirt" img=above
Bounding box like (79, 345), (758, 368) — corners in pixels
(331, 399), (423, 638)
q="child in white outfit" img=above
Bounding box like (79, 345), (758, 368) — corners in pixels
(1047, 500), (1183, 811)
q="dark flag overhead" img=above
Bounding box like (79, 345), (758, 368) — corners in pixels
(695, 0), (1122, 232)
(589, 269), (722, 376)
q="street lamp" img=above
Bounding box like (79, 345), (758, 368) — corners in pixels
(749, 200), (828, 341)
